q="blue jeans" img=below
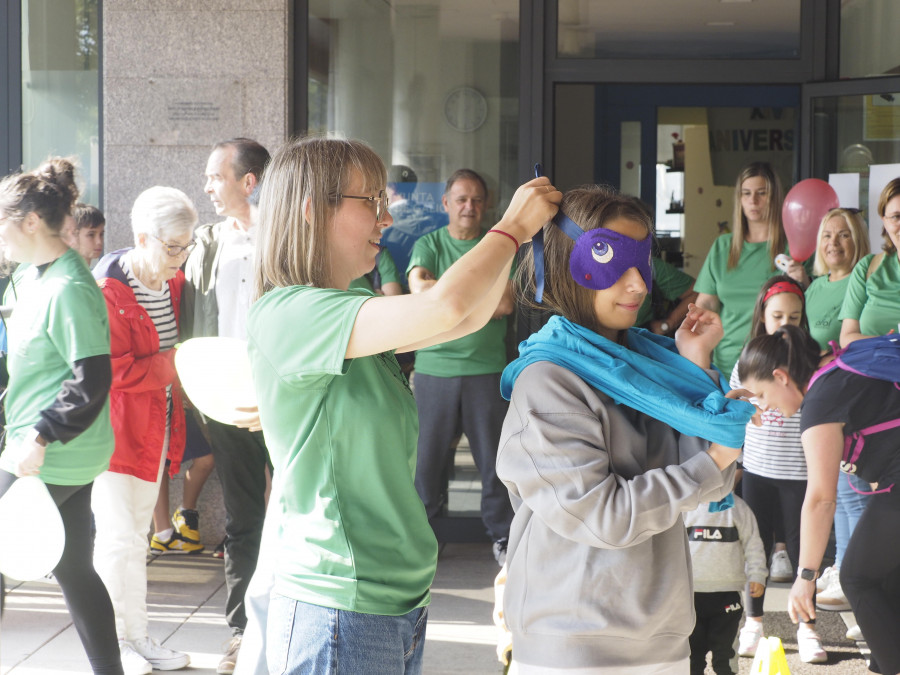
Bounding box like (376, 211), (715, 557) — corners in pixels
(834, 473), (871, 568)
(266, 595), (428, 675)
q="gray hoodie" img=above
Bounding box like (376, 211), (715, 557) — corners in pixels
(497, 361), (735, 671)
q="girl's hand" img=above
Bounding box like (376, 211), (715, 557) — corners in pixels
(10, 437), (46, 477)
(706, 442), (741, 470)
(749, 581), (765, 598)
(788, 577), (817, 624)
(785, 259), (810, 288)
(725, 388), (763, 427)
(675, 303), (724, 370)
(495, 177), (561, 245)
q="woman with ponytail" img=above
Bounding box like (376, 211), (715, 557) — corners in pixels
(738, 324), (900, 675)
(0, 158), (122, 674)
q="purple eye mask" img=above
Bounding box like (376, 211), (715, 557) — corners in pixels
(534, 212), (653, 302)
(568, 218), (653, 291)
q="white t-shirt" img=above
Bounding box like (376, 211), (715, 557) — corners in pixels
(215, 218), (257, 340)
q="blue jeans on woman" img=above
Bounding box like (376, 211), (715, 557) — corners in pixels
(266, 594), (428, 674)
(834, 473), (871, 568)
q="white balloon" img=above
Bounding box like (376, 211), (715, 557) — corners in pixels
(0, 476), (65, 581)
(175, 337), (257, 426)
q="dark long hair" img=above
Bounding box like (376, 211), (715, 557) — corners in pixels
(737, 324), (821, 389)
(748, 275), (809, 340)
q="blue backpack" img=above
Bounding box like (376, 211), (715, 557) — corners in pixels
(808, 334), (900, 494)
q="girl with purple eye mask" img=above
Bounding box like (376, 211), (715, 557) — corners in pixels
(495, 184), (754, 674)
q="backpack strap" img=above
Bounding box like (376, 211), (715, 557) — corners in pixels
(841, 418), (900, 495)
(808, 341), (842, 390)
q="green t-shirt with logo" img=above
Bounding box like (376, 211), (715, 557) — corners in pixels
(635, 257), (695, 328)
(805, 274), (850, 351)
(1, 249), (114, 485)
(247, 285), (437, 615)
(840, 252), (900, 337)
(407, 227), (508, 377)
(694, 234), (781, 375)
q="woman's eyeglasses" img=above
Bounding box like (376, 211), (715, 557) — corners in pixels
(339, 190), (389, 222)
(152, 234), (197, 257)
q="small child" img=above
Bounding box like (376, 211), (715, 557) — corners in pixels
(685, 491), (767, 675)
(62, 202), (105, 264)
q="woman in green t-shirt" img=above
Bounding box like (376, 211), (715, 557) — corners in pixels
(839, 177), (900, 346)
(695, 162), (808, 375)
(805, 207), (869, 351)
(0, 159), (122, 674)
(247, 137), (560, 674)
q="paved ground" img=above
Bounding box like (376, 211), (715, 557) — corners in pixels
(0, 541), (873, 675)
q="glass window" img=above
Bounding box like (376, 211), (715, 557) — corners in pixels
(557, 0), (800, 60)
(308, 0), (519, 212)
(840, 0), (900, 79)
(21, 0), (100, 204)
(811, 91), (900, 246)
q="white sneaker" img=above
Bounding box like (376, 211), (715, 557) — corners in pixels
(769, 550), (792, 582)
(738, 620), (763, 657)
(119, 641), (152, 675)
(130, 635), (191, 670)
(797, 626), (827, 663)
(816, 565), (838, 593)
(846, 624), (864, 641)
(816, 575), (852, 611)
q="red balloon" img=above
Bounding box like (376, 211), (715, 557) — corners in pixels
(781, 179), (840, 262)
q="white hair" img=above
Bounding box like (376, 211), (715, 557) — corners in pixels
(130, 186), (197, 240)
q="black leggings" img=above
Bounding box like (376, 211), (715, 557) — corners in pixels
(0, 471), (123, 674)
(740, 472), (807, 618)
(841, 487), (900, 675)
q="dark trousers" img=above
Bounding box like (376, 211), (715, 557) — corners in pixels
(841, 487), (900, 675)
(0, 471), (123, 674)
(413, 372), (514, 542)
(689, 591), (743, 675)
(741, 472), (806, 617)
(206, 420), (270, 634)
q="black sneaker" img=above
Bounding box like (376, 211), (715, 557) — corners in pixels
(213, 536), (227, 559)
(492, 538), (508, 567)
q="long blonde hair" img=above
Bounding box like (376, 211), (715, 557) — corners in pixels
(253, 136), (386, 298)
(728, 162), (785, 269)
(516, 185), (653, 336)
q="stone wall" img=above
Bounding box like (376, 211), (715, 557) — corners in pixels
(102, 0), (290, 249)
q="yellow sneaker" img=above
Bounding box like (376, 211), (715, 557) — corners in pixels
(150, 531), (204, 555)
(172, 507), (202, 545)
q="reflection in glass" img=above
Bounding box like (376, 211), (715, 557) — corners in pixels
(841, 1), (900, 79)
(21, 0), (100, 204)
(557, 0), (800, 60)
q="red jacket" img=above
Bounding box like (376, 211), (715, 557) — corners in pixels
(94, 250), (186, 481)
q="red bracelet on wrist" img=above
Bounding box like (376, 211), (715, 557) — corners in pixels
(487, 229), (519, 253)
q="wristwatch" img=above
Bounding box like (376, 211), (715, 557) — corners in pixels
(660, 321), (670, 333)
(798, 567), (817, 581)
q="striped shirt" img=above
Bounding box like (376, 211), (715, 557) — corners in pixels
(730, 363), (808, 480)
(119, 253), (178, 351)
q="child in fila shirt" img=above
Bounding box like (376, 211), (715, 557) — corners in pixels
(685, 489), (767, 675)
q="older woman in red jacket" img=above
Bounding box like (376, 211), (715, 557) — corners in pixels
(91, 186), (196, 675)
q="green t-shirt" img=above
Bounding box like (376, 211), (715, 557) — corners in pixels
(840, 252), (900, 337)
(407, 227), (508, 376)
(694, 234), (781, 374)
(805, 274), (850, 351)
(349, 248), (401, 293)
(247, 285), (437, 615)
(1, 249), (114, 485)
(636, 257), (695, 327)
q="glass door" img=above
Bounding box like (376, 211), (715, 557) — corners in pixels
(552, 84), (800, 277)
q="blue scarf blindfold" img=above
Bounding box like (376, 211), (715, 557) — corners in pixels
(500, 316), (754, 449)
